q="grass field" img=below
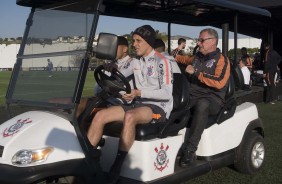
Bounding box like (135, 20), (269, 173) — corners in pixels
(0, 71), (95, 105)
(186, 101), (282, 184)
(0, 71), (282, 183)
(0, 71), (11, 105)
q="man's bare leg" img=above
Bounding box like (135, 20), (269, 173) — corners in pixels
(76, 98), (88, 118)
(120, 107), (153, 151)
(107, 107), (153, 184)
(87, 106), (125, 147)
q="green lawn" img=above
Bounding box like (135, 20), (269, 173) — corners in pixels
(0, 71), (95, 105)
(0, 71), (11, 105)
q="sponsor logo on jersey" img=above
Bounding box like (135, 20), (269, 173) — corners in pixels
(147, 65), (154, 76)
(206, 59), (216, 68)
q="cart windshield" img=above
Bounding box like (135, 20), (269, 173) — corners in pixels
(7, 5), (95, 109)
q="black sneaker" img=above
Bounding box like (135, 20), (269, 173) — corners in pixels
(106, 168), (120, 184)
(179, 150), (197, 167)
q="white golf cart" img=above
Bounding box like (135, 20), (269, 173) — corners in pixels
(0, 0), (268, 183)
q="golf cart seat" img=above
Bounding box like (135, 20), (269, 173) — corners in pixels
(213, 74), (236, 123)
(104, 73), (190, 141)
(232, 63), (245, 90)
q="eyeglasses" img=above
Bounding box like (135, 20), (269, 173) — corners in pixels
(196, 37), (215, 43)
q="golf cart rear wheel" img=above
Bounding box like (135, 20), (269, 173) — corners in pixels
(235, 132), (265, 174)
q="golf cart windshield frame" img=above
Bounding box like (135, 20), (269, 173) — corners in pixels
(6, 1), (104, 110)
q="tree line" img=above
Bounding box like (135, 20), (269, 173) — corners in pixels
(1, 34), (260, 65)
(0, 37), (22, 45)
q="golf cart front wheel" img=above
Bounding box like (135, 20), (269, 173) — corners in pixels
(234, 132), (265, 174)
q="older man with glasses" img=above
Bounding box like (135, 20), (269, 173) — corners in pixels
(174, 28), (230, 167)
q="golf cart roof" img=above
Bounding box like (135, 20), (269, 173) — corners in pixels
(17, 0), (270, 27)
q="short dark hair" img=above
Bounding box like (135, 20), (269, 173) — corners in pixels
(154, 38), (165, 50)
(264, 42), (270, 47)
(241, 47), (247, 51)
(117, 36), (128, 47)
(177, 38), (186, 45)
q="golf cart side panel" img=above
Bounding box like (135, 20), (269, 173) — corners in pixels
(197, 102), (258, 156)
(100, 134), (183, 181)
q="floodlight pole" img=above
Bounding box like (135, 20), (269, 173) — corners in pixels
(168, 22), (171, 54)
(222, 23), (229, 57)
(234, 13), (238, 66)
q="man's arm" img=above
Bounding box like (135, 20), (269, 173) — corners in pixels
(118, 58), (135, 78)
(196, 55), (230, 90)
(175, 55), (194, 65)
(246, 57), (252, 69)
(103, 60), (134, 77)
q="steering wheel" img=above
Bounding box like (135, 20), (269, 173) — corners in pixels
(94, 65), (131, 96)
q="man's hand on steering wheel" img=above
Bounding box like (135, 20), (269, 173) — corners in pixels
(122, 89), (141, 101)
(94, 65), (131, 96)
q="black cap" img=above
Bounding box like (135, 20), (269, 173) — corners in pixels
(133, 25), (156, 48)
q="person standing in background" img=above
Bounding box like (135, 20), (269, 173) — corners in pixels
(239, 59), (251, 90)
(171, 38), (186, 57)
(47, 58), (53, 77)
(263, 42), (281, 104)
(239, 47), (252, 70)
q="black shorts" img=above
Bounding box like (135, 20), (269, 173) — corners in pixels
(120, 103), (166, 123)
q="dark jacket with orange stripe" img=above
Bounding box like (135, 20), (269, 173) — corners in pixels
(175, 49), (230, 106)
(264, 49), (281, 74)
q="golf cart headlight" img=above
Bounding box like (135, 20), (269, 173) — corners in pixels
(12, 147), (53, 166)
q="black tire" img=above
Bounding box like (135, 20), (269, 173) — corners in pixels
(234, 132), (265, 174)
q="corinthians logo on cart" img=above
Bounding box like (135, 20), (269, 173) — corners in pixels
(154, 143), (169, 172)
(3, 118), (32, 137)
